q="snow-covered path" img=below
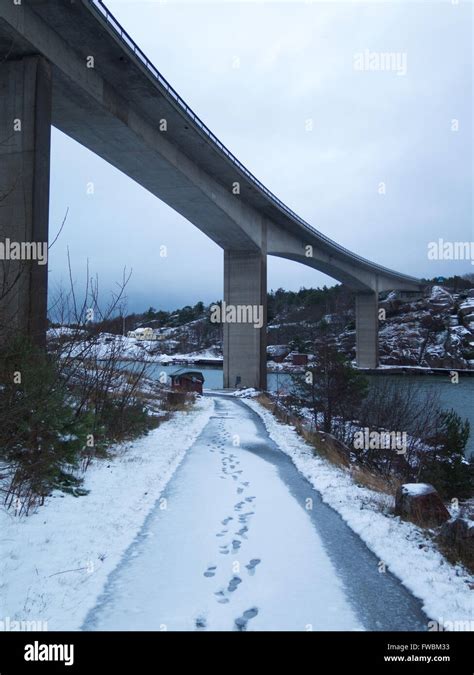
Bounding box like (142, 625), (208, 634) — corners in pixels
(83, 396), (428, 631)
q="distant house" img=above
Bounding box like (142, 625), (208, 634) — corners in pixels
(170, 369), (205, 394)
(291, 353), (308, 366)
(127, 327), (156, 341)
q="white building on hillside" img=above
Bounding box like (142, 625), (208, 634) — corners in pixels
(127, 327), (157, 341)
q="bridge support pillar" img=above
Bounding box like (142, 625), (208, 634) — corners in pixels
(223, 250), (267, 390)
(355, 291), (379, 369)
(0, 56), (52, 346)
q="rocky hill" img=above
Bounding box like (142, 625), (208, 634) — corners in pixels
(340, 285), (474, 369)
(69, 277), (474, 370)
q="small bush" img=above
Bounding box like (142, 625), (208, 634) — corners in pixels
(96, 398), (151, 441)
(0, 339), (92, 514)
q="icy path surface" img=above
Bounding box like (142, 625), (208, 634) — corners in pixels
(83, 396), (427, 632)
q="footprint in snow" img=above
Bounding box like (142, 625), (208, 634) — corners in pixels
(227, 576), (242, 593)
(235, 607), (259, 631)
(238, 512), (254, 524)
(245, 559), (261, 574)
(204, 566), (217, 578)
(195, 615), (207, 629)
(214, 590), (229, 604)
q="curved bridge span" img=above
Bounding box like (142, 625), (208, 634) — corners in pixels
(0, 0), (423, 388)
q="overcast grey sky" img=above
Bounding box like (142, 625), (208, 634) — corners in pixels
(48, 0), (473, 313)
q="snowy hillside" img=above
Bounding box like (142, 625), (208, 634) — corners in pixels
(340, 286), (474, 369)
(48, 282), (474, 370)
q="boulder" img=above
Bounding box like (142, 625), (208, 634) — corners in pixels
(459, 302), (474, 317)
(425, 354), (464, 369)
(438, 516), (474, 566)
(395, 483), (450, 528)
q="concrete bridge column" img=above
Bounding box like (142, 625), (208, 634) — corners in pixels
(355, 291), (379, 369)
(0, 56), (52, 346)
(223, 250), (267, 390)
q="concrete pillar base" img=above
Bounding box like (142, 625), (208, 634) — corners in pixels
(355, 291), (379, 368)
(223, 250), (267, 390)
(0, 56), (52, 346)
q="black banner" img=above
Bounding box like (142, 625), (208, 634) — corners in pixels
(0, 631), (471, 673)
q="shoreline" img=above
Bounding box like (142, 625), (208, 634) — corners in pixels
(354, 366), (474, 377)
(119, 358), (474, 377)
(64, 350), (474, 377)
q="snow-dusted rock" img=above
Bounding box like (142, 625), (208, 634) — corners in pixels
(438, 517), (474, 566)
(395, 483), (450, 528)
(233, 388), (259, 398)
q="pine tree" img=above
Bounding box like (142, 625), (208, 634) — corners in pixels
(420, 409), (473, 499)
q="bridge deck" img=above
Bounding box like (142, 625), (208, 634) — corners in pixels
(0, 0), (422, 289)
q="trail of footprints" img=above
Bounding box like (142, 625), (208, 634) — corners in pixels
(201, 424), (261, 630)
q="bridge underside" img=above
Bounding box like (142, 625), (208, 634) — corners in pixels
(0, 1), (424, 389)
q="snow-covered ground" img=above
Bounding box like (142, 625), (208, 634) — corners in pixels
(243, 398), (474, 629)
(2, 393), (472, 632)
(83, 396), (428, 631)
(83, 397), (370, 631)
(47, 327), (223, 364)
(0, 396), (214, 631)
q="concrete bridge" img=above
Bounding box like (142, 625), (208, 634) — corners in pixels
(0, 0), (423, 389)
